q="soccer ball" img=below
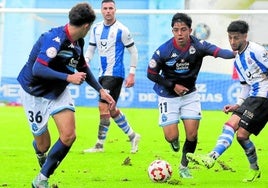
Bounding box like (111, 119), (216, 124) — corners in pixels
(148, 159), (172, 182)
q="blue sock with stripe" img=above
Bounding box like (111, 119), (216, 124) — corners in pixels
(210, 124), (235, 159)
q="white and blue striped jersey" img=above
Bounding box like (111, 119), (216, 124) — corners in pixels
(234, 42), (268, 98)
(89, 20), (135, 78)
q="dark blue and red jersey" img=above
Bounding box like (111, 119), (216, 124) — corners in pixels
(17, 24), (101, 99)
(147, 36), (235, 98)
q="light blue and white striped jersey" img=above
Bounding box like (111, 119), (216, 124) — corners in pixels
(234, 41), (268, 98)
(89, 20), (134, 78)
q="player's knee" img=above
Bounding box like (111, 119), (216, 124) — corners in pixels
(236, 134), (249, 142)
(61, 133), (76, 146)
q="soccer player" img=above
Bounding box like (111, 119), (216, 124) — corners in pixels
(147, 13), (235, 178)
(83, 0), (140, 154)
(17, 3), (115, 188)
(187, 20), (268, 182)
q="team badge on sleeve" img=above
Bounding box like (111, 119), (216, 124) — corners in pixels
(46, 47), (57, 58)
(149, 59), (157, 68)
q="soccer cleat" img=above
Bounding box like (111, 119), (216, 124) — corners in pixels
(130, 133), (141, 153)
(83, 143), (104, 153)
(186, 153), (215, 169)
(242, 169), (261, 182)
(37, 153), (47, 167)
(179, 167), (193, 178)
(32, 177), (49, 188)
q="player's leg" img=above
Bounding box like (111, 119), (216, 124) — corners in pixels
(107, 76), (140, 153)
(236, 98), (268, 182)
(179, 119), (199, 178)
(237, 131), (260, 182)
(19, 87), (50, 168)
(110, 108), (141, 153)
(187, 115), (240, 169)
(83, 101), (110, 153)
(158, 96), (180, 152)
(19, 89), (52, 188)
(32, 89), (75, 188)
(179, 92), (201, 178)
(33, 130), (50, 167)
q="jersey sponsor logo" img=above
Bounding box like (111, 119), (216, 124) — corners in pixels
(155, 50), (160, 56)
(174, 59), (190, 73)
(57, 50), (73, 58)
(68, 58), (79, 68)
(166, 59), (176, 66)
(171, 53), (177, 58)
(52, 36), (61, 43)
(149, 59), (157, 68)
(68, 43), (75, 48)
(46, 47), (57, 58)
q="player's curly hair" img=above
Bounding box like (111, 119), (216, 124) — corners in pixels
(69, 2), (96, 26)
(171, 13), (192, 28)
(227, 20), (249, 34)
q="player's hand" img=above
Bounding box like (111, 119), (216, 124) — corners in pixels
(124, 74), (135, 88)
(67, 72), (86, 85)
(223, 104), (239, 114)
(174, 84), (189, 96)
(99, 89), (116, 110)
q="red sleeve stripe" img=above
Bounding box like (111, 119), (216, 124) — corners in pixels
(213, 47), (220, 57)
(36, 58), (49, 66)
(147, 68), (157, 75)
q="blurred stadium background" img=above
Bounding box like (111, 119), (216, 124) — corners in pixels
(0, 0), (267, 110)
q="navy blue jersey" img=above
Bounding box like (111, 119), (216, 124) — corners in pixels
(17, 25), (91, 99)
(147, 36), (235, 97)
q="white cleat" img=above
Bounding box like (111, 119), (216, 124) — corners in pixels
(83, 143), (104, 153)
(130, 133), (141, 153)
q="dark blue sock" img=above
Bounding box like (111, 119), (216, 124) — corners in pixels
(41, 139), (71, 178)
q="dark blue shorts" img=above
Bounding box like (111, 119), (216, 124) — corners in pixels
(98, 76), (124, 103)
(233, 96), (268, 135)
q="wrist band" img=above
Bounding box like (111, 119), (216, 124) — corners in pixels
(130, 67), (136, 74)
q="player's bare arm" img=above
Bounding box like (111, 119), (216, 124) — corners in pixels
(223, 104), (239, 114)
(124, 73), (135, 88)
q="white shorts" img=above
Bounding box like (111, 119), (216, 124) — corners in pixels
(19, 87), (75, 136)
(158, 91), (201, 127)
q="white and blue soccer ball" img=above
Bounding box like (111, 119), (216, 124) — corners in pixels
(148, 159), (172, 182)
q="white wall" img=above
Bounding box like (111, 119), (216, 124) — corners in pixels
(186, 0), (267, 74)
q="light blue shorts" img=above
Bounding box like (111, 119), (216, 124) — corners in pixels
(158, 91), (202, 127)
(19, 87), (75, 136)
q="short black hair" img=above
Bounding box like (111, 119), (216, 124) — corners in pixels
(69, 3), (96, 26)
(102, 0), (115, 4)
(227, 20), (249, 34)
(171, 13), (192, 28)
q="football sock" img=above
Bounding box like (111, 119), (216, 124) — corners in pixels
(237, 138), (259, 170)
(210, 124), (234, 159)
(41, 139), (71, 178)
(181, 139), (197, 167)
(97, 114), (111, 142)
(112, 110), (134, 137)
